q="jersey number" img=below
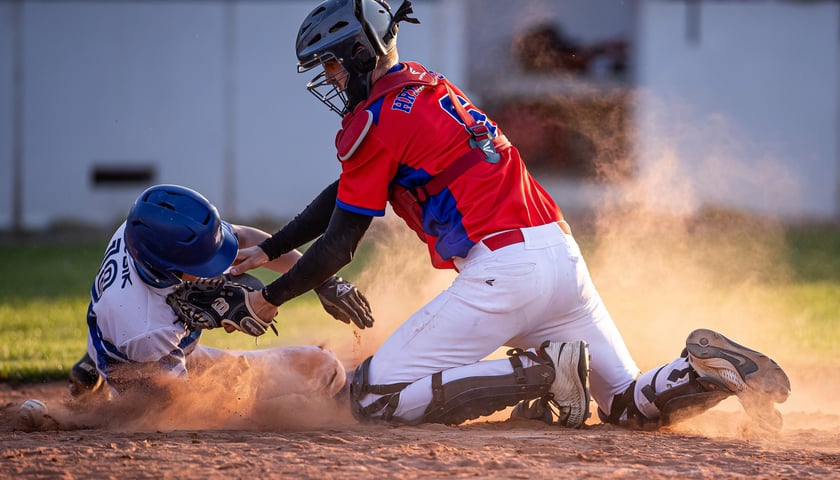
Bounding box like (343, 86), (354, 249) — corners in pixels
(439, 93), (499, 137)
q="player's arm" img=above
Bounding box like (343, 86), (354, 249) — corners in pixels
(247, 207), (373, 325)
(261, 180), (339, 258)
(230, 188), (375, 329)
(231, 224), (302, 274)
(262, 206), (371, 304)
(232, 180), (338, 274)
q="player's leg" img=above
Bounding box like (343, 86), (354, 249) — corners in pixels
(242, 346), (347, 398)
(351, 233), (591, 427)
(508, 230), (640, 418)
(190, 345), (347, 399)
(604, 329), (790, 431)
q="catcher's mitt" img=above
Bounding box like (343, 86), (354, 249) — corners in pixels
(166, 273), (278, 337)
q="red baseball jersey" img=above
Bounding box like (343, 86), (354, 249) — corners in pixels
(334, 62), (562, 268)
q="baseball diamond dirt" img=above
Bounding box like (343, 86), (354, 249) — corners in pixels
(1, 368), (839, 479)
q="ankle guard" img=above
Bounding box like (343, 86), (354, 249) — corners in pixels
(604, 358), (733, 427)
(652, 374), (732, 425)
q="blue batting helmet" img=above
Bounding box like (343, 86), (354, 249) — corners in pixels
(124, 184), (238, 287)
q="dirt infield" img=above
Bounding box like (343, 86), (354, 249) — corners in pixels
(2, 376), (839, 480)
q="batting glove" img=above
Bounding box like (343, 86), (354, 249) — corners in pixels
(315, 277), (374, 329)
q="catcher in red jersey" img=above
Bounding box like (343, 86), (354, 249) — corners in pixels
(232, 0), (789, 430)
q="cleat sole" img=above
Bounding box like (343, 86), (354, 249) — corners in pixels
(686, 329), (790, 403)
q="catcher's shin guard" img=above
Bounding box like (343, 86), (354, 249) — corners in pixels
(420, 349), (555, 425)
(350, 349), (555, 425)
(602, 361), (732, 428)
(605, 329), (790, 431)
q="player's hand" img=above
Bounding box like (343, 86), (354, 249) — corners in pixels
(231, 246), (269, 275)
(247, 289), (280, 324)
(166, 275), (278, 337)
(315, 277), (374, 329)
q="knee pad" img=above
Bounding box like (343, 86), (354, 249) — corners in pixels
(349, 356), (410, 423)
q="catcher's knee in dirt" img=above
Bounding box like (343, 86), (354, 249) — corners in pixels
(349, 350), (554, 425)
(349, 356), (408, 423)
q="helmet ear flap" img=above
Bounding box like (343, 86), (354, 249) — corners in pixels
(352, 41), (377, 71)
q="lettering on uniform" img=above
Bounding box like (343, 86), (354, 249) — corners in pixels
(93, 238), (122, 301)
(121, 255), (133, 288)
(392, 86), (424, 113)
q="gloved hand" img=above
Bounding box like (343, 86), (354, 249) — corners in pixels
(315, 277), (374, 329)
(166, 274), (278, 336)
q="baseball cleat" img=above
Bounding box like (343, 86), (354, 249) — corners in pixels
(685, 329), (790, 432)
(509, 397), (554, 425)
(68, 352), (103, 397)
(540, 340), (591, 428)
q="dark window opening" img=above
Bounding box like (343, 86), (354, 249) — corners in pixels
(91, 164), (156, 187)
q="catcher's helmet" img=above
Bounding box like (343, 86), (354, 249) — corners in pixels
(124, 184), (238, 287)
(295, 0), (417, 115)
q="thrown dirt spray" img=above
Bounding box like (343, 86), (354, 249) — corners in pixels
(38, 352), (356, 432)
(351, 216), (457, 364)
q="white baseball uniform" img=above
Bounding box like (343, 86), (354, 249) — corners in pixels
(85, 222), (345, 398)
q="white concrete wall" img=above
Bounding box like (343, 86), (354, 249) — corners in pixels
(1, 0), (838, 230)
(0, 0), (465, 230)
(0, 2), (18, 230)
(636, 1), (840, 221)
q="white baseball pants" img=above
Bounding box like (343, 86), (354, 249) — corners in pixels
(362, 221), (640, 421)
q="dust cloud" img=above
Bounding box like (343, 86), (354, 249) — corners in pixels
(351, 216), (457, 364)
(546, 88), (840, 429)
(49, 354), (354, 432)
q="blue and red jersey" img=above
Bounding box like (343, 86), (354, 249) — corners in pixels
(334, 62), (562, 268)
